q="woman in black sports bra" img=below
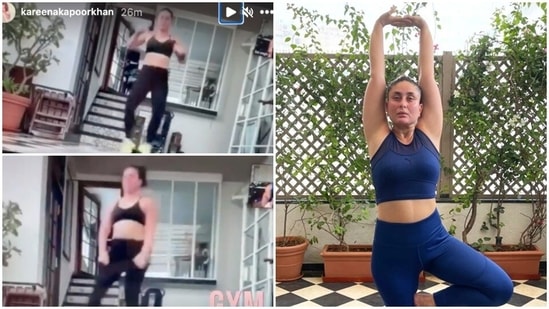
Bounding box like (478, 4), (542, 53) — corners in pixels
(88, 165), (158, 306)
(121, 8), (187, 153)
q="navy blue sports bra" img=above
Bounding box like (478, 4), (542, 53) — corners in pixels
(145, 35), (174, 57)
(111, 201), (146, 225)
(370, 129), (440, 204)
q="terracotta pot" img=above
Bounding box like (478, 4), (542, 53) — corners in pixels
(321, 244), (374, 282)
(3, 92), (31, 131)
(484, 245), (544, 280)
(321, 244), (426, 283)
(276, 236), (308, 282)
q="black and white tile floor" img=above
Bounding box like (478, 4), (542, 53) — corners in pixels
(3, 132), (109, 153)
(276, 275), (547, 307)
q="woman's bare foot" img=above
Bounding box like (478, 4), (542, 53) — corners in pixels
(414, 292), (436, 306)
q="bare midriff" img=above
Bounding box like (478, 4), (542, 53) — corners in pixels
(377, 198), (437, 223)
(142, 53), (171, 69)
(112, 220), (145, 240)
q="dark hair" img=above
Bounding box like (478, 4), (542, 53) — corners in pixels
(150, 8), (174, 31)
(157, 8), (174, 19)
(385, 75), (423, 102)
(124, 165), (147, 187)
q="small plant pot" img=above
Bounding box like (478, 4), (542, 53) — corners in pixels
(321, 244), (374, 282)
(3, 92), (30, 132)
(276, 236), (308, 282)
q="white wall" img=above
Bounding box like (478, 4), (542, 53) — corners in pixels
(277, 202), (548, 263)
(3, 3), (88, 93)
(2, 156), (49, 284)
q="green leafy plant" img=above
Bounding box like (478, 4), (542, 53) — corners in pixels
(276, 199), (306, 247)
(277, 3), (440, 250)
(3, 201), (23, 267)
(2, 2), (65, 96)
(448, 3), (546, 249)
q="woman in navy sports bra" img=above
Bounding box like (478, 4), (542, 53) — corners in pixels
(363, 6), (513, 306)
(88, 165), (158, 306)
(122, 8), (187, 153)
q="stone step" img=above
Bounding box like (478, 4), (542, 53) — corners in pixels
(89, 105), (125, 119)
(81, 123), (125, 140)
(65, 295), (118, 306)
(71, 278), (119, 287)
(97, 91), (127, 103)
(68, 285), (119, 296)
(95, 97), (126, 111)
(86, 114), (125, 130)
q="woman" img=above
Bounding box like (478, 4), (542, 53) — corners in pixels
(88, 165), (158, 306)
(122, 8), (187, 153)
(363, 7), (513, 306)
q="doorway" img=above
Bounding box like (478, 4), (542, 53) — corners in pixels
(105, 11), (154, 94)
(76, 183), (121, 276)
(73, 3), (107, 129)
(44, 156), (66, 306)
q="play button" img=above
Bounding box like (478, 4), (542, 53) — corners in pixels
(226, 7), (236, 18)
(218, 2), (244, 25)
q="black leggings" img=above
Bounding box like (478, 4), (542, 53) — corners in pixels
(88, 239), (147, 306)
(125, 65), (168, 143)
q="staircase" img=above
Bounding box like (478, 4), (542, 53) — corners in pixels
(79, 91), (153, 151)
(63, 274), (121, 306)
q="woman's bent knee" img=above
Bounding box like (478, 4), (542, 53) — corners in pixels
(489, 276), (513, 306)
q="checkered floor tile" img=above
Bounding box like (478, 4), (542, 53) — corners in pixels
(3, 132), (109, 153)
(276, 275), (547, 307)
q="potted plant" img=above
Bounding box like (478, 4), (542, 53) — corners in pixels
(3, 201), (23, 267)
(448, 3), (546, 279)
(2, 2), (65, 131)
(275, 200), (308, 282)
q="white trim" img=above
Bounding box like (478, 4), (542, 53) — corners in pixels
(213, 182), (222, 280)
(213, 27), (236, 111)
(229, 43), (254, 151)
(237, 196), (246, 294)
(191, 182), (198, 278)
(147, 171), (222, 182)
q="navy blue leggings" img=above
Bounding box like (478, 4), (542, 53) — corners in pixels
(371, 209), (513, 306)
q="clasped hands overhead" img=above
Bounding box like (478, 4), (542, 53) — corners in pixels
(377, 6), (426, 29)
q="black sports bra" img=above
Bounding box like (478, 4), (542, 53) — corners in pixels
(145, 35), (174, 57)
(111, 201), (146, 225)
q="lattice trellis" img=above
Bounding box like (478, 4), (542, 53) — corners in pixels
(277, 54), (442, 198)
(277, 52), (546, 199)
(451, 57), (547, 197)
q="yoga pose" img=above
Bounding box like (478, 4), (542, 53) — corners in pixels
(363, 7), (513, 306)
(122, 8), (187, 153)
(88, 165), (158, 306)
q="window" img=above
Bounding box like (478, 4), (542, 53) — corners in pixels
(145, 172), (220, 280)
(159, 16), (233, 112)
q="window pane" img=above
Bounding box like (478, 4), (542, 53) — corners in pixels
(195, 183), (216, 278)
(172, 181), (195, 278)
(148, 180), (172, 224)
(172, 182), (195, 225)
